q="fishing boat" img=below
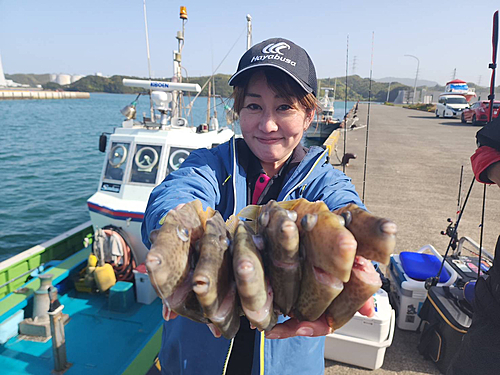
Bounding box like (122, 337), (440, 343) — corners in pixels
(306, 85), (341, 141)
(0, 6), (234, 375)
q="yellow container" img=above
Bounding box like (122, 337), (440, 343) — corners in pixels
(94, 263), (116, 292)
(88, 254), (98, 267)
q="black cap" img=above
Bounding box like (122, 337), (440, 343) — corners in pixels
(228, 38), (317, 96)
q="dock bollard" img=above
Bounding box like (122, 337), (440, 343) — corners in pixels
(48, 288), (72, 373)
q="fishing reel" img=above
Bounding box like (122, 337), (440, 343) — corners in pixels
(440, 217), (459, 252)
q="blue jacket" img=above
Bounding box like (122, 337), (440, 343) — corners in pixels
(141, 138), (364, 375)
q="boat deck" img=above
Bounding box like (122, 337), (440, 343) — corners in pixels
(1, 289), (163, 375)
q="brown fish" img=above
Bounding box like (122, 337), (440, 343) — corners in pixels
(193, 212), (232, 317)
(232, 221), (268, 313)
(257, 200), (301, 316)
(206, 283), (241, 339)
(146, 200), (214, 304)
(325, 256), (382, 330)
(244, 280), (278, 332)
(293, 211), (352, 321)
(334, 203), (397, 265)
(163, 270), (209, 324)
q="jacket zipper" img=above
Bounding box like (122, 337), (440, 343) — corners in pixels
(221, 338), (235, 375)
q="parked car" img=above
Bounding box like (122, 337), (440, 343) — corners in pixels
(436, 94), (470, 118)
(461, 100), (500, 125)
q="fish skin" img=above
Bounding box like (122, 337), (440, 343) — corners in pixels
(163, 270), (209, 324)
(146, 200), (214, 304)
(334, 203), (396, 265)
(258, 200), (301, 315)
(243, 280), (278, 332)
(193, 212), (232, 318)
(207, 283), (241, 339)
(232, 222), (268, 313)
(325, 256), (382, 330)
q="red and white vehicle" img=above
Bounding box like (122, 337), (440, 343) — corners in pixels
(461, 100), (500, 125)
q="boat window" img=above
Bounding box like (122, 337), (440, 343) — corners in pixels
(446, 97), (467, 104)
(130, 144), (163, 184)
(166, 147), (193, 174)
(104, 142), (130, 181)
(483, 102), (500, 109)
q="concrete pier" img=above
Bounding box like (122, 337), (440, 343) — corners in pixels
(324, 103), (500, 375)
(0, 90), (89, 100)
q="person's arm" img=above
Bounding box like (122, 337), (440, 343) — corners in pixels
(471, 146), (500, 185)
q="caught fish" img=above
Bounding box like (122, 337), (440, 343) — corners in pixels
(193, 212), (232, 318)
(334, 203), (397, 265)
(325, 255), (382, 330)
(257, 200), (301, 315)
(206, 283), (241, 339)
(146, 200), (214, 306)
(232, 221), (276, 331)
(293, 210), (354, 321)
(164, 270), (209, 324)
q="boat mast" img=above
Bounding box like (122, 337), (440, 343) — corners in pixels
(143, 0), (155, 122)
(246, 14), (252, 50)
(173, 6), (188, 121)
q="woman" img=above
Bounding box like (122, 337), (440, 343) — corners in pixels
(141, 38), (372, 375)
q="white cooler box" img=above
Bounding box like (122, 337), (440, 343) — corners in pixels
(389, 245), (457, 331)
(133, 263), (158, 305)
(325, 289), (396, 370)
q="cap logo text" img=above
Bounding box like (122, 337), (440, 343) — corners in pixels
(251, 42), (296, 66)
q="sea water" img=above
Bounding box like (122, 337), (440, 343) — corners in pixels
(0, 93), (354, 261)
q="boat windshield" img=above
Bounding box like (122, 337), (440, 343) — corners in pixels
(130, 144), (163, 184)
(104, 142), (130, 181)
(446, 97), (467, 104)
(166, 147), (193, 174)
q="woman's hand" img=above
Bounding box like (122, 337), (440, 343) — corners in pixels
(264, 296), (375, 339)
(486, 161), (500, 187)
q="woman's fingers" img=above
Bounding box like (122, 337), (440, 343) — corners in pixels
(358, 296), (375, 318)
(265, 314), (331, 339)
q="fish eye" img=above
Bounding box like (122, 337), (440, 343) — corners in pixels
(287, 210), (298, 221)
(301, 213), (318, 231)
(259, 211), (270, 227)
(176, 226), (189, 242)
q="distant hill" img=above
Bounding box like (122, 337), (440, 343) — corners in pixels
(374, 77), (440, 88)
(5, 73), (51, 86)
(7, 72), (494, 102)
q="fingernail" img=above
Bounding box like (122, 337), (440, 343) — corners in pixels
(265, 333), (280, 339)
(296, 327), (314, 336)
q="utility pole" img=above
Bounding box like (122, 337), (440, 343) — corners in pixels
(404, 54), (420, 104)
(386, 81), (392, 102)
(352, 56), (357, 75)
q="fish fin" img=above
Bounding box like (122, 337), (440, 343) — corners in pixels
(276, 200), (300, 211)
(149, 229), (160, 244)
(225, 215), (240, 235)
(237, 205), (261, 220)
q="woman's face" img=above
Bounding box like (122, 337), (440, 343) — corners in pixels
(239, 71), (314, 176)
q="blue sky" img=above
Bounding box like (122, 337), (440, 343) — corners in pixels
(1, 1), (499, 86)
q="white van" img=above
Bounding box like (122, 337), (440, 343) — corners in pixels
(436, 94), (470, 118)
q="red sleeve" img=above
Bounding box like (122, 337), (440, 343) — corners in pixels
(470, 146), (500, 183)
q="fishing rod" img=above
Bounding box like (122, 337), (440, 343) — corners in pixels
(477, 10), (498, 281)
(343, 35), (349, 174)
(361, 32), (375, 203)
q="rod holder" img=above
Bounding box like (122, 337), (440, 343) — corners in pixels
(49, 304), (72, 373)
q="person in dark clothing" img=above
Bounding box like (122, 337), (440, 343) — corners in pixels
(446, 116), (500, 375)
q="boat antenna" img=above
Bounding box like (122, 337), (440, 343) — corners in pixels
(361, 31), (374, 203)
(343, 35), (349, 174)
(143, 0), (155, 122)
(478, 10), (498, 281)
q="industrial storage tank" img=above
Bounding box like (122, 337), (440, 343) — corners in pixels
(55, 74), (71, 86)
(71, 75), (83, 83)
(49, 73), (58, 83)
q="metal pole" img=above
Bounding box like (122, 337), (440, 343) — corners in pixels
(404, 54), (420, 104)
(246, 14), (252, 50)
